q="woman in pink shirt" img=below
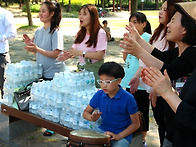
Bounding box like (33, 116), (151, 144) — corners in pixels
(58, 4), (107, 88)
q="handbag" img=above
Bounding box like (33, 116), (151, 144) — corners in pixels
(77, 59), (104, 88)
(133, 111), (145, 135)
(13, 82), (34, 111)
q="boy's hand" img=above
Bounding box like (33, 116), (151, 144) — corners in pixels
(104, 131), (121, 140)
(91, 110), (102, 121)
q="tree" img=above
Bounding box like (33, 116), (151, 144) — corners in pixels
(4, 0), (8, 7)
(155, 0), (159, 10)
(101, 0), (104, 8)
(25, 0), (33, 26)
(68, 0), (71, 12)
(131, 0), (137, 14)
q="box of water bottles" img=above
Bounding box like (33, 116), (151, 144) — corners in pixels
(2, 60), (42, 106)
(29, 68), (102, 131)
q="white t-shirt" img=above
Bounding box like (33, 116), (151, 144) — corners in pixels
(0, 7), (16, 53)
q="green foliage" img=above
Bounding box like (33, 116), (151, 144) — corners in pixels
(138, 0), (162, 10)
(60, 0), (95, 5)
(22, 4), (40, 12)
(64, 4), (81, 12)
(62, 0), (96, 13)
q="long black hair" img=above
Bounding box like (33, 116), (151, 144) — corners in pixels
(42, 1), (62, 34)
(129, 12), (152, 34)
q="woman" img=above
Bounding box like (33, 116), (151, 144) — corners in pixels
(121, 12), (151, 146)
(23, 1), (65, 136)
(120, 1), (196, 146)
(141, 66), (196, 147)
(57, 4), (107, 88)
(125, 1), (180, 146)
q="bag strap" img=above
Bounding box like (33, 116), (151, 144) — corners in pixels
(24, 78), (43, 90)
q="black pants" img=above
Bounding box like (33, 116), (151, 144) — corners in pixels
(126, 88), (150, 131)
(152, 96), (166, 147)
(0, 53), (9, 98)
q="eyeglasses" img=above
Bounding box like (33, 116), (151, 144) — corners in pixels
(97, 78), (119, 85)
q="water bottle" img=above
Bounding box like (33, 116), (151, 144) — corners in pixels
(37, 64), (43, 78)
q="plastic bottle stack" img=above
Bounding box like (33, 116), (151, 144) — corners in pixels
(30, 69), (102, 131)
(3, 60), (42, 106)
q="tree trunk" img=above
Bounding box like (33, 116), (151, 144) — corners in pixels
(131, 0), (137, 14)
(119, 0), (122, 11)
(19, 0), (22, 8)
(4, 0), (8, 7)
(155, 0), (159, 10)
(113, 0), (115, 12)
(25, 0), (33, 26)
(101, 0), (104, 8)
(128, 0), (131, 12)
(68, 0), (71, 12)
(116, 0), (118, 12)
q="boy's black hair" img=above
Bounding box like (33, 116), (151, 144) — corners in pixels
(98, 62), (125, 79)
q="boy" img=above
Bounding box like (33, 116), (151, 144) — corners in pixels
(83, 62), (140, 147)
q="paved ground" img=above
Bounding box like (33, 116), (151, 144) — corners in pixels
(0, 7), (160, 147)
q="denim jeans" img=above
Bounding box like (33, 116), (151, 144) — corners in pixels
(97, 128), (130, 147)
(111, 138), (130, 147)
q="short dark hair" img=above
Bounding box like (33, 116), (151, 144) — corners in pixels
(181, 14), (196, 45)
(102, 20), (108, 25)
(98, 62), (125, 79)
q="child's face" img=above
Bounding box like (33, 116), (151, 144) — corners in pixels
(130, 16), (146, 35)
(98, 74), (121, 98)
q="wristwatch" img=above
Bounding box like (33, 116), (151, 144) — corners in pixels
(83, 51), (86, 58)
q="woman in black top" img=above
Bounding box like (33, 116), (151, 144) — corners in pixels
(120, 1), (196, 146)
(141, 65), (196, 147)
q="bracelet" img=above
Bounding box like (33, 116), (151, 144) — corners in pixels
(83, 51), (86, 58)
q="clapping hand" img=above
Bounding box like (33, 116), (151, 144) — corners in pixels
(23, 34), (34, 46)
(56, 50), (71, 61)
(141, 67), (173, 98)
(125, 22), (140, 41)
(24, 42), (37, 54)
(120, 33), (143, 56)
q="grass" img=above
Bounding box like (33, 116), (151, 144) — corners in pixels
(17, 25), (38, 31)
